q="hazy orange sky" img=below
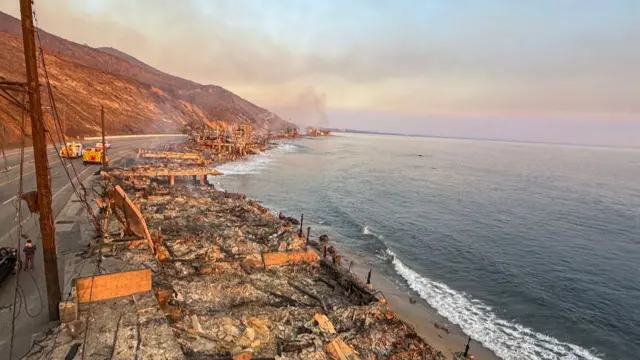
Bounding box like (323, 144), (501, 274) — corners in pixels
(1, 0), (639, 145)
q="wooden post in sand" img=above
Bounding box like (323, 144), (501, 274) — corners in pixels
(306, 226), (311, 245)
(299, 214), (304, 237)
(463, 336), (471, 357)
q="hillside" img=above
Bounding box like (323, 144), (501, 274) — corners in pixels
(0, 11), (291, 147)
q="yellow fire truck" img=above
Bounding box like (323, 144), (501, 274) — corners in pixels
(59, 142), (83, 159)
(82, 147), (108, 165)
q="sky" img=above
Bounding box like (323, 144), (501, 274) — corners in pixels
(1, 0), (639, 146)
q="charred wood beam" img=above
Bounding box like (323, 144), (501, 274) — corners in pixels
(287, 280), (329, 313)
(320, 259), (377, 305)
(251, 282), (313, 307)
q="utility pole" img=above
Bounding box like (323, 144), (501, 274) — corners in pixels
(101, 105), (106, 168)
(20, 0), (61, 321)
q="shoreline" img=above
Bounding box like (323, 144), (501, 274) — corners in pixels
(25, 134), (500, 359)
(338, 250), (500, 360)
(218, 138), (501, 359)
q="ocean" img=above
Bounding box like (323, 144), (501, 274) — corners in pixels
(213, 132), (640, 360)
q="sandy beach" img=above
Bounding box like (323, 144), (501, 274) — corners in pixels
(337, 249), (501, 360)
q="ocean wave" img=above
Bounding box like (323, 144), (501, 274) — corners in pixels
(386, 249), (603, 360)
(362, 225), (384, 240)
(216, 142), (299, 175)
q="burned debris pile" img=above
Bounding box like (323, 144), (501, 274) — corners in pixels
(306, 128), (332, 137)
(28, 137), (446, 360)
(183, 121), (270, 165)
(94, 157), (446, 360)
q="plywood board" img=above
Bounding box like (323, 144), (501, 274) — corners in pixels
(76, 269), (151, 303)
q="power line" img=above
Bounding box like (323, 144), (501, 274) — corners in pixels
(9, 93), (27, 360)
(33, 41), (100, 230)
(31, 10), (104, 356)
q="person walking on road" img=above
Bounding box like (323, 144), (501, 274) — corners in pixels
(23, 239), (36, 271)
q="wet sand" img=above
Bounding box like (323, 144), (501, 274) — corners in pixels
(338, 250), (501, 360)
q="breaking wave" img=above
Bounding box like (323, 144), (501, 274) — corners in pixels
(362, 225), (384, 240)
(217, 142), (299, 175)
(385, 249), (603, 360)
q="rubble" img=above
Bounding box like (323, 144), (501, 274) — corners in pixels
(307, 128), (332, 137)
(108, 166), (221, 187)
(28, 139), (448, 360)
(137, 149), (210, 166)
(102, 178), (445, 360)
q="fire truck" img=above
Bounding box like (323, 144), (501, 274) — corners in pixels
(59, 142), (83, 159)
(82, 147), (108, 165)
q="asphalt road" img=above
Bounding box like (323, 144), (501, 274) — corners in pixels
(0, 136), (181, 359)
(0, 137), (180, 246)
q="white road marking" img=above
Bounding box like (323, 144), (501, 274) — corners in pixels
(0, 138), (167, 246)
(0, 164), (98, 246)
(2, 195), (17, 206)
(0, 168), (37, 187)
(0, 159), (65, 188)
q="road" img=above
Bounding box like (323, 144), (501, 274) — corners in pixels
(0, 136), (181, 359)
(0, 137), (178, 245)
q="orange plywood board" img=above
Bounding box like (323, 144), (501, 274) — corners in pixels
(263, 249), (319, 268)
(76, 269), (151, 303)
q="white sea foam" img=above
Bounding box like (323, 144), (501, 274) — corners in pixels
(362, 225), (384, 240)
(216, 142), (298, 175)
(386, 249), (603, 360)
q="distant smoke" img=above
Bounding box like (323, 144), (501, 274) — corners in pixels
(288, 87), (328, 128)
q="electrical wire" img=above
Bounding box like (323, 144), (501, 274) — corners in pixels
(34, 28), (105, 356)
(8, 93), (26, 360)
(80, 216), (105, 360)
(36, 51), (101, 232)
(32, 5), (100, 231)
(23, 6), (109, 358)
(44, 255), (91, 360)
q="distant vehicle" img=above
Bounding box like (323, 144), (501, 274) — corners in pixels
(95, 141), (112, 149)
(82, 147), (109, 165)
(59, 142), (83, 159)
(0, 247), (19, 284)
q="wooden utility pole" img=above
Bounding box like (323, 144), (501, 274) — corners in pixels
(20, 0), (61, 321)
(101, 105), (106, 167)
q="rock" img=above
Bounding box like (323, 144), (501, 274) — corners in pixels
(237, 335), (252, 348)
(247, 318), (270, 340)
(222, 324), (241, 338)
(244, 327), (256, 341)
(191, 314), (203, 333)
(66, 319), (85, 338)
